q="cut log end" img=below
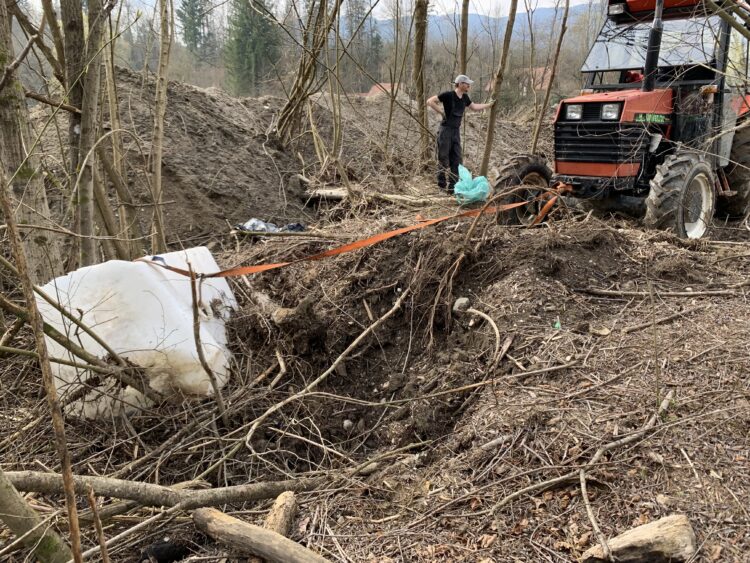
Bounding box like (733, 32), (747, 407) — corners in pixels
(581, 514), (697, 563)
(193, 507), (330, 563)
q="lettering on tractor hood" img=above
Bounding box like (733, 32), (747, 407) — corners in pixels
(634, 113), (671, 124)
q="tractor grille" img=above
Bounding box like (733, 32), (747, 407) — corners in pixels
(582, 103), (604, 121)
(555, 122), (652, 164)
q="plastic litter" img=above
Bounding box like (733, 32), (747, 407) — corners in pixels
(239, 218), (280, 232)
(37, 247), (237, 419)
(236, 218), (306, 233)
(453, 164), (490, 205)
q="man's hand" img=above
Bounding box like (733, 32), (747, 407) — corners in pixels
(469, 100), (494, 112)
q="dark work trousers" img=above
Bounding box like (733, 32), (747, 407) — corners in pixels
(436, 125), (462, 191)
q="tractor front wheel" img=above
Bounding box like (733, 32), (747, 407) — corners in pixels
(493, 155), (552, 225)
(644, 152), (715, 239)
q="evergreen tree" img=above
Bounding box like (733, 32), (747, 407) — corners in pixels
(200, 8), (221, 62)
(177, 0), (219, 61)
(368, 29), (383, 81)
(128, 16), (159, 71)
(177, 0), (203, 54)
(224, 0), (280, 95)
(338, 0), (385, 91)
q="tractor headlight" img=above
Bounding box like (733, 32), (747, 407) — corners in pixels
(565, 104), (583, 120)
(601, 103), (620, 120)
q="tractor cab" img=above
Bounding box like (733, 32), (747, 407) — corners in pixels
(496, 0), (750, 238)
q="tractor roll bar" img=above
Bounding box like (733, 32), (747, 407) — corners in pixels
(642, 0), (665, 92)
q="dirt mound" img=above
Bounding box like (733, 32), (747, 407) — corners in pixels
(7, 75), (749, 561)
(234, 216), (748, 562)
(120, 69), (318, 235)
(6, 209), (749, 560)
(31, 67), (316, 243)
(30, 70), (545, 247)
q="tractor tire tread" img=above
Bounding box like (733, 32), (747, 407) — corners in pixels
(493, 154), (550, 189)
(721, 125), (750, 216)
(644, 152), (713, 238)
(493, 154), (552, 225)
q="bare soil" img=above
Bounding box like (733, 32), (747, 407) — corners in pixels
(3, 75), (750, 562)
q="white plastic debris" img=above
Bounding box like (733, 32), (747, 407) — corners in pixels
(36, 247), (237, 419)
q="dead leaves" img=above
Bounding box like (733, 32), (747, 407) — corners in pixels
(708, 544), (723, 561)
(478, 534), (497, 548)
(511, 517), (529, 535)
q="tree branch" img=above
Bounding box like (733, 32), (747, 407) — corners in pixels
(5, 471), (326, 509)
(0, 31), (38, 92)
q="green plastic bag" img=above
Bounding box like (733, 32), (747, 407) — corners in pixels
(454, 164), (490, 205)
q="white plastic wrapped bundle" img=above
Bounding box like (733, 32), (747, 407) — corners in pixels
(36, 247), (237, 419)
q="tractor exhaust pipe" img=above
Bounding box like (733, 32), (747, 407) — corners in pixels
(642, 0), (665, 92)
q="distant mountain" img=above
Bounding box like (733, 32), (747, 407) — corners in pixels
(374, 5), (596, 41)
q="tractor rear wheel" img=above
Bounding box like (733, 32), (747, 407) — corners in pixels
(719, 124), (750, 217)
(644, 152), (715, 239)
(493, 155), (552, 225)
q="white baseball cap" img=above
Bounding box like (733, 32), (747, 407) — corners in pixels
(454, 75), (474, 85)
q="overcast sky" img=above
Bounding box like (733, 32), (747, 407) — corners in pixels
(29, 0), (597, 23)
(428, 0), (594, 17)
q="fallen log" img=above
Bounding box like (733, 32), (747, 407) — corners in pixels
(193, 507), (330, 563)
(262, 491), (297, 537)
(4, 471), (324, 509)
(307, 187), (348, 200)
(249, 491), (297, 563)
(581, 514), (696, 563)
(307, 188), (451, 207)
(0, 468), (72, 563)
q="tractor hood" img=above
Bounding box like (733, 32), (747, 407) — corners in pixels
(556, 88), (672, 122)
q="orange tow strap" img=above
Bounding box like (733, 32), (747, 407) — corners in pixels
(140, 192), (562, 279)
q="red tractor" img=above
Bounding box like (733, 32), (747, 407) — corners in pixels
(496, 0), (750, 238)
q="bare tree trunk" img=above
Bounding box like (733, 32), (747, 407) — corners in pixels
(103, 7), (142, 258)
(523, 0), (539, 118)
(384, 0), (414, 155)
(0, 0), (63, 284)
(0, 466), (72, 563)
(479, 0), (519, 177)
(93, 167), (130, 259)
(0, 169), (84, 563)
(458, 0), (469, 75)
(277, 0), (346, 143)
(77, 0), (106, 265)
(98, 146), (146, 256)
(40, 0), (66, 72)
(8, 3), (65, 83)
(531, 0), (569, 154)
(413, 0), (429, 162)
(321, 8), (348, 186)
(150, 0), (172, 253)
(60, 0), (85, 183)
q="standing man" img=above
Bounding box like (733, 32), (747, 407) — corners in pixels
(427, 75), (493, 192)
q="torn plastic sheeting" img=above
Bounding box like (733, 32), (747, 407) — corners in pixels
(454, 164), (490, 205)
(235, 218), (305, 233)
(36, 247), (237, 419)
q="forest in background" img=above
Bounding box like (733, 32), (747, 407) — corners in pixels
(12, 0), (605, 104)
